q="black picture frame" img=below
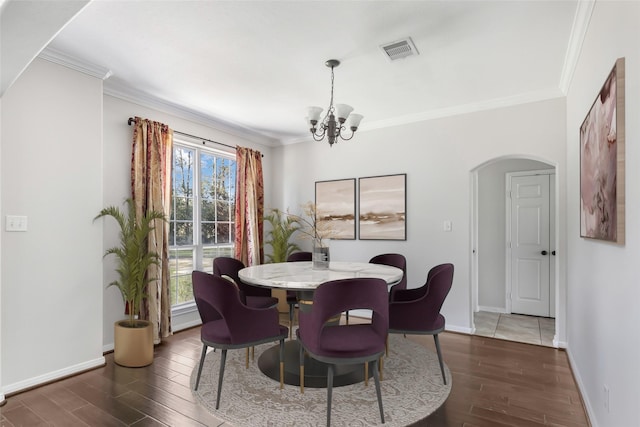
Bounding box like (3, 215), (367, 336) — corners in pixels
(314, 178), (356, 240)
(358, 173), (407, 240)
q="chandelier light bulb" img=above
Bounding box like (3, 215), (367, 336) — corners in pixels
(334, 104), (354, 122)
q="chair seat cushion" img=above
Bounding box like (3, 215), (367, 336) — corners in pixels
(201, 319), (232, 345)
(201, 320), (288, 347)
(314, 325), (385, 359)
(389, 313), (445, 334)
(246, 295), (279, 309)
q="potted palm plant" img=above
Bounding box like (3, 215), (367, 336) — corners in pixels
(264, 208), (301, 312)
(95, 198), (166, 367)
(264, 208), (302, 263)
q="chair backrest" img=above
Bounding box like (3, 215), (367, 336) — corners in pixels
(369, 253), (407, 292)
(192, 270), (235, 323)
(287, 251), (312, 262)
(388, 263), (454, 332)
(213, 256), (271, 297)
(422, 263), (454, 323)
(213, 256), (245, 284)
(298, 278), (389, 353)
(192, 270), (281, 343)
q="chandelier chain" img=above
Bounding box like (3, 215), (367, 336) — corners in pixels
(326, 66), (336, 120)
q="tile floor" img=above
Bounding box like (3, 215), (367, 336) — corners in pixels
(474, 311), (555, 347)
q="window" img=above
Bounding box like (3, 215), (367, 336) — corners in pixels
(169, 142), (236, 308)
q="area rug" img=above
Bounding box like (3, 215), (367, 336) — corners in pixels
(191, 335), (451, 426)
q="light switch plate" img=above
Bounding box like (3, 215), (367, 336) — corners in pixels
(6, 215), (28, 232)
(443, 220), (452, 232)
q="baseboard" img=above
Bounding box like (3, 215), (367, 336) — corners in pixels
(566, 347), (596, 427)
(173, 318), (202, 332)
(102, 318), (203, 353)
(349, 309), (372, 319)
(477, 305), (508, 314)
(3, 357), (105, 396)
(445, 324), (474, 334)
(553, 336), (567, 349)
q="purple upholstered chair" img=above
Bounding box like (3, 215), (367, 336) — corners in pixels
(286, 251), (312, 337)
(213, 256), (279, 309)
(388, 263), (454, 385)
(369, 253), (407, 301)
(287, 251), (313, 262)
(334, 253), (406, 326)
(192, 271), (288, 409)
(297, 277), (389, 426)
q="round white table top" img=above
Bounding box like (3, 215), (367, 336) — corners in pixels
(238, 261), (403, 291)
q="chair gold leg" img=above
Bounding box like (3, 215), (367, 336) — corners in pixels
(300, 365), (305, 393)
(245, 348), (249, 369)
(364, 362), (369, 386)
(251, 346), (255, 361)
(385, 335), (389, 356)
(280, 361), (284, 389)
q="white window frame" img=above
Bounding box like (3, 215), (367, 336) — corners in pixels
(169, 137), (236, 314)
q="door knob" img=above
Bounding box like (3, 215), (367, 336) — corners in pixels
(541, 250), (548, 255)
(552, 250), (556, 256)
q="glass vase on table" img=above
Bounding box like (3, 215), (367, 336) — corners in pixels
(312, 238), (330, 270)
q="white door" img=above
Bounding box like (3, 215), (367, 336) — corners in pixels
(509, 174), (551, 317)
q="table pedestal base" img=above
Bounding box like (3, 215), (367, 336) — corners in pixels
(258, 340), (371, 388)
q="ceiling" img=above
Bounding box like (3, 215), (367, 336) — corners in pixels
(39, 1), (584, 146)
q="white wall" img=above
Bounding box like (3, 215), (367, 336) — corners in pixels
(1, 58), (104, 393)
(565, 2), (640, 426)
(275, 97), (567, 333)
(477, 158), (553, 311)
(0, 56), (277, 394)
(101, 95), (274, 349)
(0, 97), (4, 405)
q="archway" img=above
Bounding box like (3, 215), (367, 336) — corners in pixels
(470, 155), (561, 347)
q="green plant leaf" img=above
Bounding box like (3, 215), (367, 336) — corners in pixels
(95, 198), (166, 325)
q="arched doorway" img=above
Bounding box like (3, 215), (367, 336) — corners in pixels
(471, 156), (560, 347)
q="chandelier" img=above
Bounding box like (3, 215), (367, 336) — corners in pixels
(306, 59), (363, 147)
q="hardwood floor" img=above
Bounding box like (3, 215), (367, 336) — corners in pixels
(1, 315), (589, 426)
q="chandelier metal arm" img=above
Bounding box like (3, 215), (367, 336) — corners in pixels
(310, 127), (327, 141)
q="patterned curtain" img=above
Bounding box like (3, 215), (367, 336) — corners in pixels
(234, 146), (264, 266)
(131, 117), (173, 343)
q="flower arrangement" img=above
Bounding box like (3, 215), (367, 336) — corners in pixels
(288, 201), (335, 248)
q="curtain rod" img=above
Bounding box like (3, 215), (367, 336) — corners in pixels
(128, 117), (236, 151)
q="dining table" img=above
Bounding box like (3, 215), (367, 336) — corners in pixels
(239, 261), (403, 388)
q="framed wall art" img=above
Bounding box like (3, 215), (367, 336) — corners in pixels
(315, 178), (356, 240)
(359, 173), (406, 240)
(580, 57), (625, 243)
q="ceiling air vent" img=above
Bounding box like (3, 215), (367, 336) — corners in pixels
(380, 37), (419, 61)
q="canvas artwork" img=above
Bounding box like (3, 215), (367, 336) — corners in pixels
(359, 174), (406, 240)
(315, 179), (356, 240)
(579, 57), (625, 243)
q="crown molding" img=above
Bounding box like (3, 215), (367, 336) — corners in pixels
(559, 1), (595, 94)
(38, 46), (113, 80)
(37, 46), (278, 147)
(368, 88), (565, 131)
(103, 80), (278, 147)
(282, 88), (565, 145)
